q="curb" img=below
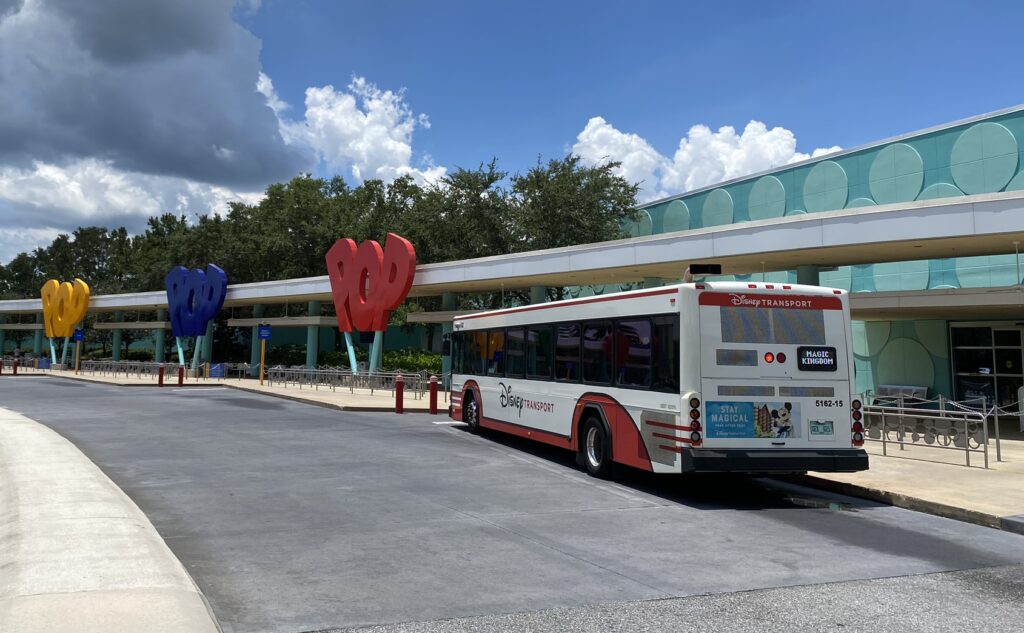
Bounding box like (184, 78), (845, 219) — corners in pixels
(24, 371), (435, 413)
(0, 407), (223, 633)
(792, 474), (1024, 536)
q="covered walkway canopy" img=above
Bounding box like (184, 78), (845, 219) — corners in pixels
(3, 190), (1024, 317)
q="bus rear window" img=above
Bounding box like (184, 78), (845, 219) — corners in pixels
(720, 307), (825, 345)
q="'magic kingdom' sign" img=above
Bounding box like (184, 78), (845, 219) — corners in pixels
(325, 233), (416, 333)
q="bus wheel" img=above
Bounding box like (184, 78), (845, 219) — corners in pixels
(463, 394), (480, 433)
(582, 418), (612, 478)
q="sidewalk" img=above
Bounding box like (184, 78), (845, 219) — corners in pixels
(36, 369), (439, 412)
(0, 407), (221, 633)
(798, 439), (1024, 534)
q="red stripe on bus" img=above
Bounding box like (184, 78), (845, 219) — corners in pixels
(698, 292), (842, 310)
(652, 432), (690, 443)
(645, 420), (693, 432)
(658, 444), (685, 453)
(479, 415), (575, 450)
(457, 288), (678, 320)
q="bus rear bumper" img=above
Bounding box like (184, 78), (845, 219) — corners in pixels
(680, 448), (869, 474)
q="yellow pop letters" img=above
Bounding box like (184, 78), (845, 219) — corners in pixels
(40, 278), (91, 338)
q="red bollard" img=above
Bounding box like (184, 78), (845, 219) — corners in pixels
(395, 374), (404, 414)
(429, 375), (438, 415)
(177, 365), (184, 386)
(158, 363), (165, 387)
(0, 359), (4, 375)
(12, 360), (18, 376)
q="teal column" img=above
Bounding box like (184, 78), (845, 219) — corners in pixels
(441, 292), (456, 387)
(32, 313), (43, 356)
(202, 319), (214, 363)
(154, 309), (167, 363)
(306, 301), (320, 368)
(643, 277), (663, 288)
(529, 286), (547, 305)
(797, 265), (821, 286)
(249, 305), (265, 377)
(0, 327), (6, 355)
(111, 311), (124, 361)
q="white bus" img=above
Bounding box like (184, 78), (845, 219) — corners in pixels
(449, 281), (868, 477)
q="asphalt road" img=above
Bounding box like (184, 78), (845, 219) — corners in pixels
(3, 377), (1024, 633)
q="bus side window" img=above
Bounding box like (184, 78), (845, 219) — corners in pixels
(526, 325), (553, 380)
(555, 323), (581, 382)
(506, 328), (526, 378)
(652, 315), (680, 393)
(469, 331), (487, 376)
(616, 319), (651, 388)
(452, 333), (462, 374)
(488, 330), (506, 376)
(582, 321), (612, 384)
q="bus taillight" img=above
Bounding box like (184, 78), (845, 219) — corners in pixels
(689, 398), (703, 446)
(764, 352), (775, 363)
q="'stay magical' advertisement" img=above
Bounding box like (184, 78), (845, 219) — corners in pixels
(706, 401), (801, 439)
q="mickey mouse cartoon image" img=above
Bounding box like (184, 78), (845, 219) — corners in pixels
(770, 403), (794, 438)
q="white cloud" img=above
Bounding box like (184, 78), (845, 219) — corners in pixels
(0, 158), (262, 262)
(263, 75), (446, 185)
(573, 117), (841, 201)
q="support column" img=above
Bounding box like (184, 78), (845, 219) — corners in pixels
(202, 319), (214, 364)
(529, 286), (547, 305)
(249, 305), (265, 377)
(440, 292), (456, 387)
(111, 311), (124, 362)
(643, 277), (663, 288)
(0, 327), (6, 355)
(797, 265), (821, 286)
(306, 301), (320, 368)
(33, 313), (43, 356)
(154, 309), (167, 362)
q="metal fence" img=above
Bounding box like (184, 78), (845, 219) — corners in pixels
(862, 401), (990, 468)
(264, 365), (430, 398)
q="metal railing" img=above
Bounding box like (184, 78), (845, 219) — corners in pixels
(263, 365), (429, 398)
(861, 398), (991, 468)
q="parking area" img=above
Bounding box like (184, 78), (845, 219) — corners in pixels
(3, 377), (1024, 633)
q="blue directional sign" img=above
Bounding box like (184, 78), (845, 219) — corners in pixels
(72, 329), (85, 342)
(258, 324), (272, 340)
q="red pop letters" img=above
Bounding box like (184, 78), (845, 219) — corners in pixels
(325, 233), (416, 332)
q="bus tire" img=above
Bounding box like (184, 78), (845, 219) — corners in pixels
(463, 392), (481, 433)
(581, 417), (612, 478)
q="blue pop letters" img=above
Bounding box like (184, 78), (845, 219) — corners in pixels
(165, 264), (228, 337)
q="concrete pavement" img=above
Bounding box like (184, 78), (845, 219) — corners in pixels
(2, 378), (1023, 633)
(0, 406), (220, 633)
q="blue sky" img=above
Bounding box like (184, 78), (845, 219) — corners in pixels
(0, 0), (1022, 262)
(245, 0), (1024, 176)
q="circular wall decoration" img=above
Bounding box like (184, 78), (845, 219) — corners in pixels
(803, 160), (849, 212)
(846, 197), (876, 208)
(662, 200), (691, 232)
(873, 260), (929, 291)
(955, 255), (1019, 288)
(747, 176), (786, 220)
(819, 265), (852, 291)
(877, 337), (935, 388)
(784, 208), (806, 216)
(917, 182), (964, 201)
(702, 189), (734, 227)
(950, 122), (1019, 194)
(628, 210), (653, 237)
(868, 143), (924, 204)
(851, 320), (890, 357)
(1005, 170), (1024, 192)
(914, 320), (950, 359)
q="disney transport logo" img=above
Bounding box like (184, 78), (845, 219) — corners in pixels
(499, 382), (554, 417)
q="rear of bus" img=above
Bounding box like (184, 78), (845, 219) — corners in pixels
(683, 281), (868, 473)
